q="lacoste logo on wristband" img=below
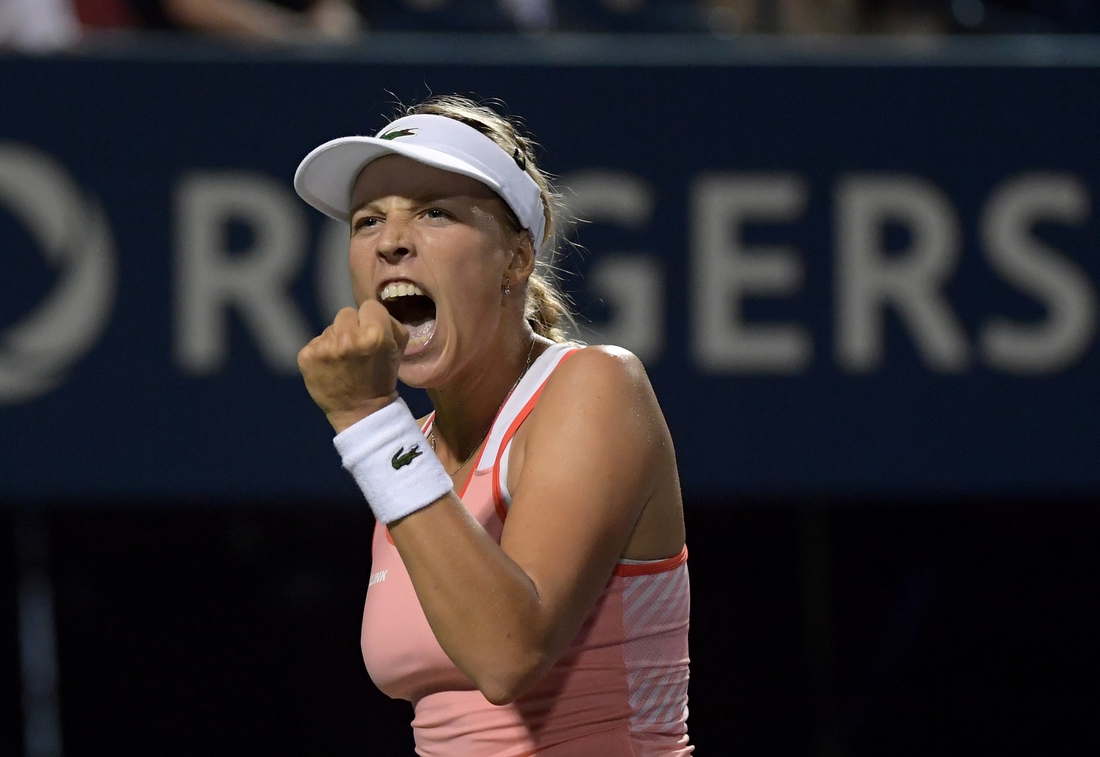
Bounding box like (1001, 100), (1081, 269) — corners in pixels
(391, 444), (423, 470)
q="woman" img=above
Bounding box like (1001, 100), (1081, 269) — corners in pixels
(294, 96), (691, 756)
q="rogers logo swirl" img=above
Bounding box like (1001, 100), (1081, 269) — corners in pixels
(0, 144), (117, 404)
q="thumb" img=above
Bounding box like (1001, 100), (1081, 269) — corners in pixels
(390, 315), (410, 356)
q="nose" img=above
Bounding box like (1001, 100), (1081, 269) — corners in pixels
(376, 216), (413, 265)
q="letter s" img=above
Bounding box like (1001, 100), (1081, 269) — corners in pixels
(980, 174), (1097, 374)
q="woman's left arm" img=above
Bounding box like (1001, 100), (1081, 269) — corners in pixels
(388, 346), (677, 703)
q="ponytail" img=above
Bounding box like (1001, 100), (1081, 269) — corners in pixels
(524, 272), (573, 343)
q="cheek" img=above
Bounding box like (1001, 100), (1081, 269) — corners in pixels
(430, 239), (505, 315)
(433, 259), (490, 316)
(443, 271), (502, 335)
(347, 242), (376, 301)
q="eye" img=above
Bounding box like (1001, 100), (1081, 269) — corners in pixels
(352, 215), (380, 232)
(424, 207), (452, 221)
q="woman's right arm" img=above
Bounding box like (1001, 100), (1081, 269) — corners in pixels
(389, 347), (679, 703)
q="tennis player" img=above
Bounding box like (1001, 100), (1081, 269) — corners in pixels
(294, 96), (691, 756)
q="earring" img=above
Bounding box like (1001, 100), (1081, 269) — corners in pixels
(503, 282), (511, 295)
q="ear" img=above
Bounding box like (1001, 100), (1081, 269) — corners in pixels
(506, 230), (537, 287)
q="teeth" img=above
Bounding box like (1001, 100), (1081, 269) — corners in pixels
(380, 282), (426, 301)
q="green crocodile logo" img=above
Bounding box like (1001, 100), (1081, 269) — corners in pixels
(391, 444), (423, 469)
(380, 128), (418, 141)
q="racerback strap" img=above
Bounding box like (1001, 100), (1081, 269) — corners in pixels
(484, 343), (579, 513)
(421, 342), (580, 516)
(478, 342), (577, 472)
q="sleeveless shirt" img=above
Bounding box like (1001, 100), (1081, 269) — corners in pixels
(360, 343), (692, 756)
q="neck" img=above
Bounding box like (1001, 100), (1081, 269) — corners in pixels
(428, 329), (541, 471)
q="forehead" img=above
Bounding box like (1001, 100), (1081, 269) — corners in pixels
(350, 154), (500, 210)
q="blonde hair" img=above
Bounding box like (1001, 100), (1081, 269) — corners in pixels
(402, 96), (574, 343)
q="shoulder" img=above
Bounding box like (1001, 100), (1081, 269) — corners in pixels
(532, 344), (658, 428)
(549, 343), (648, 392)
(509, 343), (669, 519)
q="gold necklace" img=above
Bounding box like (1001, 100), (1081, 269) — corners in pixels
(431, 339), (537, 476)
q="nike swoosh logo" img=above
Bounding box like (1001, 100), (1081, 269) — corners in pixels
(391, 444), (423, 470)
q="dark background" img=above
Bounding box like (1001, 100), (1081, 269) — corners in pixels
(2, 500), (1098, 755)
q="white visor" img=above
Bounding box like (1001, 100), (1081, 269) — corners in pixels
(293, 113), (547, 253)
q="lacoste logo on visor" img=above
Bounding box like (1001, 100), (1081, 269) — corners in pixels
(380, 128), (418, 141)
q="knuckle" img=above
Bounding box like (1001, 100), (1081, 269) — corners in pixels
(335, 331), (358, 354)
(359, 324), (385, 350)
(298, 337), (322, 363)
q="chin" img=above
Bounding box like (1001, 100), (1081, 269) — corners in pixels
(398, 375), (431, 390)
(398, 360), (442, 390)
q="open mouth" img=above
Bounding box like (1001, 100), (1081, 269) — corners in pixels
(379, 281), (437, 353)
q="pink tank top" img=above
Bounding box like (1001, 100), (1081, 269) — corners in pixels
(361, 344), (692, 757)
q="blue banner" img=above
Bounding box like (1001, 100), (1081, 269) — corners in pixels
(3, 40), (1100, 499)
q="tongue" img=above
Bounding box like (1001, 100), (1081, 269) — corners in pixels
(405, 318), (435, 344)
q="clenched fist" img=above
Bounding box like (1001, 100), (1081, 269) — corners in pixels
(298, 300), (410, 433)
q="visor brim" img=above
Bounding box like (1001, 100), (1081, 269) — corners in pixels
(293, 136), (502, 222)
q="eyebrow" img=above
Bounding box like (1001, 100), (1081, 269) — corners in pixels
(352, 193), (457, 219)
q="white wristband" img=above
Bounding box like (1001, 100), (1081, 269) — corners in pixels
(333, 398), (453, 524)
